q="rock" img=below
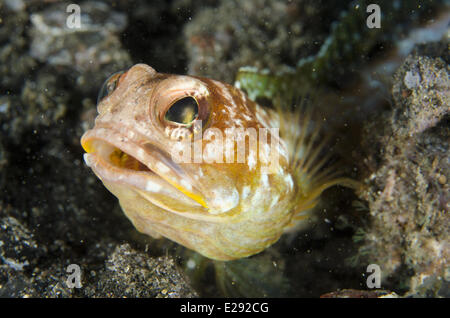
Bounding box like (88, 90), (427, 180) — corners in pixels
(184, 0), (346, 83)
(29, 1), (132, 94)
(84, 244), (198, 298)
(391, 53), (449, 136)
(356, 39), (449, 297)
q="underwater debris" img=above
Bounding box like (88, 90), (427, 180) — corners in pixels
(83, 244), (198, 298)
(234, 0), (448, 105)
(29, 1), (131, 94)
(356, 40), (449, 297)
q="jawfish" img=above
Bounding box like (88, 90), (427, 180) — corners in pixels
(81, 64), (352, 261)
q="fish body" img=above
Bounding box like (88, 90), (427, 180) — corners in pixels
(81, 64), (346, 260)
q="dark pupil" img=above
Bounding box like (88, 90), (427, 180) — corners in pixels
(165, 97), (199, 125)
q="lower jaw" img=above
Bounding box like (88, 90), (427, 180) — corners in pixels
(83, 152), (156, 190)
(84, 152), (212, 218)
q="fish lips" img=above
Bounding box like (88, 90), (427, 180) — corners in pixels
(81, 126), (215, 217)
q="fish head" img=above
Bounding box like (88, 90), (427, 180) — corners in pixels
(81, 64), (294, 259)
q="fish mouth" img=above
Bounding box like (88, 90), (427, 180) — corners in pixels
(81, 125), (212, 218)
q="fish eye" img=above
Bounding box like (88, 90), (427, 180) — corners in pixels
(164, 96), (199, 125)
(97, 71), (125, 104)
